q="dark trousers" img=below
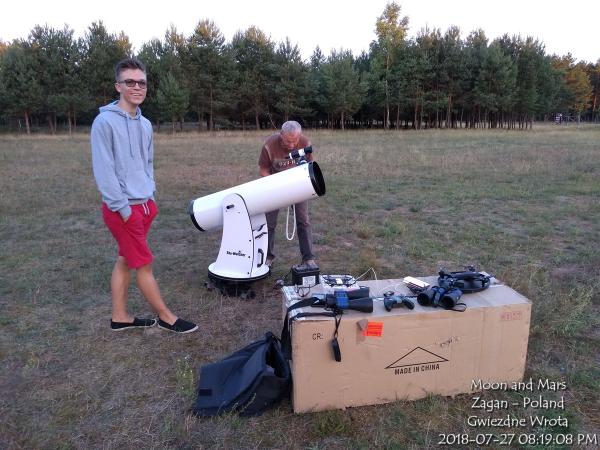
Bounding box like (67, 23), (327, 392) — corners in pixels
(265, 200), (315, 262)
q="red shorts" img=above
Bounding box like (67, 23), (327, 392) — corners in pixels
(102, 200), (158, 269)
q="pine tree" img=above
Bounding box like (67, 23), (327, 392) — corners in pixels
(462, 30), (488, 128)
(156, 73), (189, 134)
(27, 25), (90, 133)
(81, 22), (131, 109)
(373, 1), (409, 129)
(137, 38), (166, 127)
(306, 47), (327, 128)
(322, 50), (365, 129)
(231, 27), (276, 129)
(185, 20), (233, 131)
(0, 41), (42, 134)
(273, 38), (310, 124)
(440, 26), (465, 128)
(474, 42), (516, 128)
(354, 50), (378, 128)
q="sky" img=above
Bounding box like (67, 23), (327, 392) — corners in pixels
(1, 0), (598, 63)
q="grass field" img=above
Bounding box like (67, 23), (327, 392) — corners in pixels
(1, 126), (599, 449)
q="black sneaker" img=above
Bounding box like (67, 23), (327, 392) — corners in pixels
(158, 318), (198, 334)
(110, 317), (157, 331)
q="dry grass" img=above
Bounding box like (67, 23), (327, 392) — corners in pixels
(1, 125), (599, 449)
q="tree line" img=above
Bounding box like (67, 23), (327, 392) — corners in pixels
(0, 2), (598, 134)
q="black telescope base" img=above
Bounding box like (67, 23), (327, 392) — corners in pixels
(206, 270), (270, 299)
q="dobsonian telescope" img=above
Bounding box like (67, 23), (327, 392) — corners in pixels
(188, 147), (325, 293)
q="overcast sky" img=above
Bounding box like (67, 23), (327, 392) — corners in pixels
(1, 0), (598, 63)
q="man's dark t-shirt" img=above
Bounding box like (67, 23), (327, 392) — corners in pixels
(258, 134), (312, 174)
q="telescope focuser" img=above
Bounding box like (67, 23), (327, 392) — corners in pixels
(286, 146), (313, 164)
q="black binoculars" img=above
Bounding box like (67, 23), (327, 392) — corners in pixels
(312, 287), (373, 313)
(417, 285), (463, 310)
(325, 295), (373, 313)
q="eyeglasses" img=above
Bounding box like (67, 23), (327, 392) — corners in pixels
(117, 79), (147, 88)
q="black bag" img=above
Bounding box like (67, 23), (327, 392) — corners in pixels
(192, 332), (291, 417)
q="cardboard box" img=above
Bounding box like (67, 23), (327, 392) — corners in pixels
(282, 276), (531, 413)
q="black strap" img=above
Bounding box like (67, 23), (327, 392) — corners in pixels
(331, 313), (343, 362)
(281, 298), (342, 360)
(294, 311), (336, 319)
(281, 298), (326, 360)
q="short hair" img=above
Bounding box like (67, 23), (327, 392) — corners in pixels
(281, 120), (302, 135)
(114, 58), (146, 81)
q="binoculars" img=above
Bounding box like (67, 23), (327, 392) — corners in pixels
(325, 295), (373, 313)
(417, 285), (463, 310)
(415, 267), (490, 310)
(312, 287), (373, 313)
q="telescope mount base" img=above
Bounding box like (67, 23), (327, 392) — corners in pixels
(206, 270), (270, 299)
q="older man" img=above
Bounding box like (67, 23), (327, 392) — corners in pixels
(258, 121), (317, 268)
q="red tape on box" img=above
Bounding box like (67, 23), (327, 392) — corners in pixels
(363, 321), (384, 337)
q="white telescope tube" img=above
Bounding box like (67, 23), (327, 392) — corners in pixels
(189, 161), (325, 231)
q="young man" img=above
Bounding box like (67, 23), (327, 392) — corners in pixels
(258, 120), (317, 268)
(91, 58), (197, 334)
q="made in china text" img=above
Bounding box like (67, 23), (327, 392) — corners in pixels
(394, 363), (440, 375)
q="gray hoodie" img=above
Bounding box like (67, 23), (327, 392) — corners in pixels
(91, 101), (155, 219)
